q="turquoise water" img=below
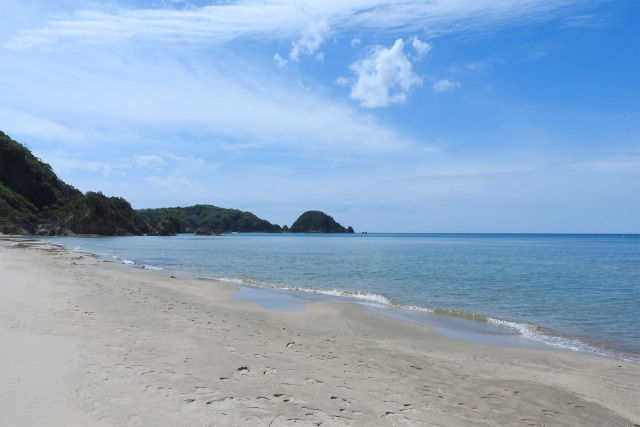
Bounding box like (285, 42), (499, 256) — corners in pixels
(49, 233), (639, 362)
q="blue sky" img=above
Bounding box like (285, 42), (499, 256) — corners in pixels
(1, 0), (638, 233)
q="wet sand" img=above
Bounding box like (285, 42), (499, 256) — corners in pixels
(1, 237), (638, 426)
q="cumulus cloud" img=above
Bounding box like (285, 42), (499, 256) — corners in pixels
(433, 79), (460, 92)
(347, 39), (423, 108)
(289, 20), (330, 62)
(411, 37), (431, 59)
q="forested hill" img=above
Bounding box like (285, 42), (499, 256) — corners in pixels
(290, 210), (354, 233)
(137, 205), (282, 233)
(0, 131), (283, 235)
(0, 130), (82, 230)
(0, 130), (353, 235)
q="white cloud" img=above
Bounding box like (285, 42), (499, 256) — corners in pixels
(566, 154), (640, 172)
(335, 76), (350, 87)
(433, 79), (460, 92)
(165, 153), (206, 174)
(465, 61), (489, 72)
(30, 149), (120, 178)
(289, 20), (330, 62)
(3, 1), (591, 51)
(1, 46), (410, 155)
(3, 0), (633, 232)
(347, 39), (423, 108)
(135, 155), (165, 170)
(0, 107), (85, 144)
(411, 36), (431, 59)
(274, 53), (287, 67)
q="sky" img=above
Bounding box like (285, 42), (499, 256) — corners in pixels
(1, 0), (638, 233)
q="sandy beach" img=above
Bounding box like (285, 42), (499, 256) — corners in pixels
(1, 238), (638, 426)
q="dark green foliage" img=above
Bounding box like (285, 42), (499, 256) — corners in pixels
(0, 182), (38, 224)
(137, 205), (282, 233)
(0, 130), (82, 231)
(167, 215), (183, 233)
(58, 191), (150, 236)
(289, 210), (353, 233)
(0, 131), (148, 235)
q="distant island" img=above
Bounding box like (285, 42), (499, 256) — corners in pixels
(0, 130), (354, 236)
(290, 210), (354, 233)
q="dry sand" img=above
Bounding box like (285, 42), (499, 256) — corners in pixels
(1, 237), (638, 426)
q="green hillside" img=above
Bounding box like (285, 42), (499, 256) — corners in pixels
(1, 131), (148, 235)
(137, 205), (282, 233)
(0, 131), (82, 231)
(289, 210), (353, 233)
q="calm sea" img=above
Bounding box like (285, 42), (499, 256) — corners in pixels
(49, 233), (639, 362)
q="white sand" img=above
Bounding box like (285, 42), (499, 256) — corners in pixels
(1, 238), (638, 426)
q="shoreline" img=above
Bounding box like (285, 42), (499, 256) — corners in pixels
(1, 237), (639, 425)
(38, 234), (640, 364)
(230, 281), (640, 364)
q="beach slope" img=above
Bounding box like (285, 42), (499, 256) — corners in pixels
(1, 238), (638, 426)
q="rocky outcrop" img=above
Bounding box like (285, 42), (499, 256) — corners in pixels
(147, 220), (177, 236)
(193, 227), (223, 236)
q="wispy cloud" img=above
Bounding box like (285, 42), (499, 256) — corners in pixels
(433, 79), (461, 92)
(4, 0), (592, 51)
(135, 155), (166, 171)
(566, 153), (640, 172)
(31, 149), (122, 178)
(1, 45), (412, 155)
(0, 107), (86, 145)
(289, 20), (330, 62)
(2, 0), (635, 232)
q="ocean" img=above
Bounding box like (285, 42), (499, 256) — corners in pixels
(48, 233), (639, 363)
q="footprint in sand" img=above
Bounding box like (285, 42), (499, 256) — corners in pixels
(205, 396), (238, 410)
(179, 398), (199, 413)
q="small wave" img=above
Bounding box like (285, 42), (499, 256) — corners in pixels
(304, 288), (394, 306)
(211, 276), (245, 285)
(198, 275), (396, 307)
(191, 274), (640, 364)
(488, 318), (640, 363)
(113, 258), (163, 271)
